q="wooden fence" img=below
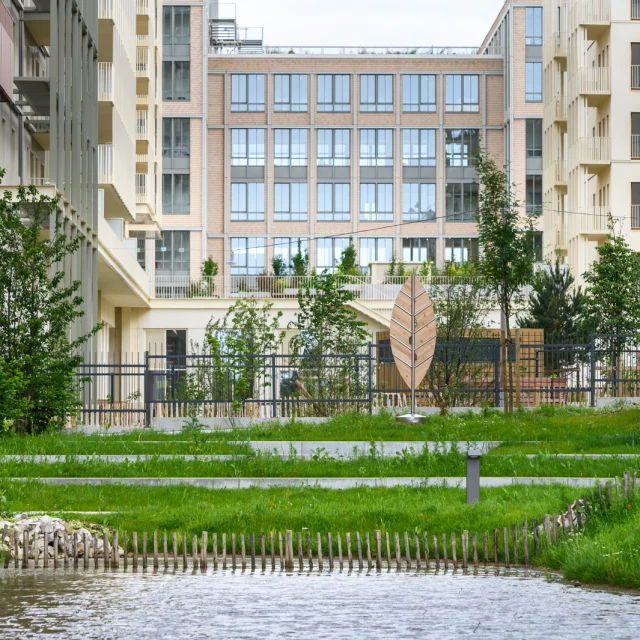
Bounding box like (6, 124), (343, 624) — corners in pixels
(2, 472), (636, 574)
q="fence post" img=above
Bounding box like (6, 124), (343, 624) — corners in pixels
(144, 351), (151, 428)
(271, 354), (277, 419)
(515, 329), (522, 412)
(590, 335), (596, 408)
(368, 342), (374, 415)
(494, 343), (501, 408)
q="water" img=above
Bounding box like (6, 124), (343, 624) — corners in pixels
(0, 569), (638, 639)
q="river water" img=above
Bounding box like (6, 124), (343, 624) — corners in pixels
(0, 569), (638, 639)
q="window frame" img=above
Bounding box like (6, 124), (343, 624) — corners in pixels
(526, 119), (543, 158)
(231, 129), (265, 166)
(525, 7), (543, 46)
(402, 237), (436, 264)
(360, 129), (393, 167)
(155, 230), (190, 274)
(525, 62), (543, 102)
(162, 173), (190, 214)
(403, 183), (436, 222)
(163, 118), (191, 169)
(359, 238), (393, 269)
(317, 74), (351, 112)
(526, 175), (543, 215)
(360, 183), (393, 222)
(445, 129), (480, 167)
(402, 74), (436, 112)
(317, 183), (351, 221)
(274, 129), (308, 167)
(230, 237), (265, 275)
(445, 237), (479, 265)
(274, 182), (308, 221)
(316, 237), (350, 272)
(274, 237), (309, 270)
(231, 74), (265, 112)
(445, 75), (479, 112)
(163, 61), (191, 101)
(402, 129), (436, 167)
(317, 129), (350, 166)
(231, 182), (265, 221)
(445, 182), (479, 222)
(163, 6), (191, 46)
(274, 74), (308, 112)
(360, 74), (394, 112)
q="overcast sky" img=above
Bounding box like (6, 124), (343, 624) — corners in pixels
(230, 0), (507, 47)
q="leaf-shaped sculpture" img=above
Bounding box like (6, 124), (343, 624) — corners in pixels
(390, 275), (437, 393)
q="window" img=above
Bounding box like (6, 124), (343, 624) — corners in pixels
(632, 44), (640, 89)
(528, 230), (543, 262)
(445, 75), (479, 112)
(403, 183), (436, 221)
(632, 113), (640, 158)
(231, 238), (265, 275)
(402, 129), (436, 166)
(275, 183), (308, 221)
(162, 174), (190, 214)
(231, 74), (265, 112)
(231, 129), (265, 166)
(446, 183), (478, 222)
(136, 235), (146, 270)
(274, 129), (308, 166)
(274, 238), (309, 270)
(526, 175), (543, 214)
(526, 63), (542, 102)
(274, 74), (308, 112)
(360, 75), (393, 112)
(360, 184), (393, 221)
(317, 75), (350, 112)
(360, 238), (393, 269)
(163, 6), (190, 46)
(317, 183), (350, 221)
(526, 7), (543, 45)
(445, 129), (480, 167)
(231, 183), (264, 221)
(403, 75), (436, 112)
(445, 238), (479, 265)
(163, 118), (190, 164)
(317, 129), (350, 166)
(317, 237), (349, 272)
(360, 129), (393, 166)
(402, 238), (436, 263)
(163, 61), (190, 101)
(632, 183), (640, 228)
(155, 231), (190, 274)
(526, 119), (543, 158)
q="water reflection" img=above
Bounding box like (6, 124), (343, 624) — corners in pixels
(0, 569), (638, 639)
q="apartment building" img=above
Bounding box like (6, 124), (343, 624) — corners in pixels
(543, 0), (640, 284)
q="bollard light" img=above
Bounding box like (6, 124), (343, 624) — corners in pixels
(466, 450), (482, 505)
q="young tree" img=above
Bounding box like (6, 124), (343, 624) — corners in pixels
(291, 239), (309, 277)
(290, 272), (370, 414)
(475, 149), (539, 412)
(337, 237), (360, 276)
(271, 254), (287, 277)
(0, 169), (100, 432)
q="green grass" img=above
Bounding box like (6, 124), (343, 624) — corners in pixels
(0, 451), (637, 478)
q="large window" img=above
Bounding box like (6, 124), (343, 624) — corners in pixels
(163, 61), (190, 101)
(633, 183), (640, 229)
(360, 129), (393, 167)
(231, 74), (265, 112)
(402, 129), (436, 166)
(163, 6), (190, 46)
(155, 231), (190, 274)
(526, 63), (542, 102)
(274, 129), (308, 166)
(163, 118), (190, 165)
(162, 174), (190, 214)
(445, 238), (479, 265)
(274, 74), (308, 112)
(231, 129), (265, 166)
(403, 75), (436, 112)
(526, 119), (543, 158)
(231, 183), (264, 221)
(360, 75), (393, 112)
(317, 237), (349, 272)
(446, 183), (478, 222)
(403, 183), (436, 221)
(360, 183), (393, 221)
(402, 238), (436, 263)
(526, 7), (543, 45)
(317, 183), (350, 221)
(360, 238), (393, 269)
(317, 129), (350, 166)
(445, 129), (480, 167)
(317, 75), (350, 112)
(231, 238), (265, 275)
(445, 75), (479, 112)
(526, 175), (543, 214)
(274, 238), (308, 270)
(275, 183), (308, 221)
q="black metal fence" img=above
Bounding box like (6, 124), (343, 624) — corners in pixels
(74, 334), (640, 427)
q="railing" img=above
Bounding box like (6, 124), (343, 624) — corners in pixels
(633, 66), (640, 90)
(574, 67), (610, 96)
(632, 135), (640, 159)
(632, 205), (640, 229)
(137, 34), (149, 48)
(546, 31), (567, 58)
(98, 62), (113, 102)
(98, 0), (113, 20)
(253, 45), (504, 56)
(136, 173), (147, 204)
(574, 137), (610, 166)
(136, 0), (149, 15)
(545, 160), (567, 187)
(634, 0), (640, 19)
(136, 47), (148, 77)
(98, 144), (114, 184)
(572, 0), (611, 24)
(136, 153), (149, 164)
(570, 206), (609, 236)
(545, 96), (567, 122)
(136, 110), (148, 140)
(136, 94), (148, 106)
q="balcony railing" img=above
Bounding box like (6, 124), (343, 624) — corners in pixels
(136, 0), (149, 15)
(546, 31), (567, 58)
(572, 0), (611, 25)
(98, 144), (114, 183)
(98, 62), (113, 102)
(633, 135), (640, 159)
(574, 137), (610, 167)
(257, 45), (504, 57)
(545, 96), (567, 123)
(632, 205), (640, 229)
(574, 67), (611, 96)
(633, 66), (640, 90)
(136, 94), (148, 106)
(136, 34), (149, 48)
(136, 110), (148, 140)
(136, 173), (147, 204)
(136, 47), (149, 77)
(98, 0), (114, 20)
(545, 160), (567, 187)
(634, 0), (640, 19)
(570, 206), (609, 236)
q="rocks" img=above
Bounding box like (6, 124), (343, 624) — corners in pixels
(0, 514), (123, 559)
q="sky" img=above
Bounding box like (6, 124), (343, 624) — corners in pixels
(229, 0), (508, 48)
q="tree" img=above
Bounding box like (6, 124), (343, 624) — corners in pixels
(271, 254), (287, 277)
(291, 239), (309, 277)
(199, 256), (219, 296)
(0, 168), (100, 432)
(289, 272), (370, 414)
(475, 149), (539, 412)
(337, 237), (360, 276)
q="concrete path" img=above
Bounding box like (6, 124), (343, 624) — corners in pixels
(3, 476), (606, 489)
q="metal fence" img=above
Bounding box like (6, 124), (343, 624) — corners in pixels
(74, 334), (640, 427)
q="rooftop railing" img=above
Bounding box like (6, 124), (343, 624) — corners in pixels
(213, 45), (504, 56)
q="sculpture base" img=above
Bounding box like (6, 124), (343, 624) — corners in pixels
(396, 413), (426, 425)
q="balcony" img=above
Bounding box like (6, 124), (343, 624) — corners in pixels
(570, 206), (609, 238)
(572, 0), (610, 39)
(98, 0), (114, 20)
(572, 67), (610, 105)
(634, 0), (640, 20)
(633, 205), (640, 229)
(546, 31), (567, 59)
(98, 144), (136, 222)
(545, 97), (567, 124)
(633, 135), (640, 160)
(98, 62), (114, 102)
(572, 137), (610, 172)
(544, 160), (568, 190)
(136, 94), (148, 107)
(136, 110), (148, 140)
(136, 47), (149, 78)
(633, 66), (640, 90)
(137, 0), (149, 14)
(136, 173), (147, 205)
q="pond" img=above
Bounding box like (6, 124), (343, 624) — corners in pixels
(0, 569), (638, 639)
